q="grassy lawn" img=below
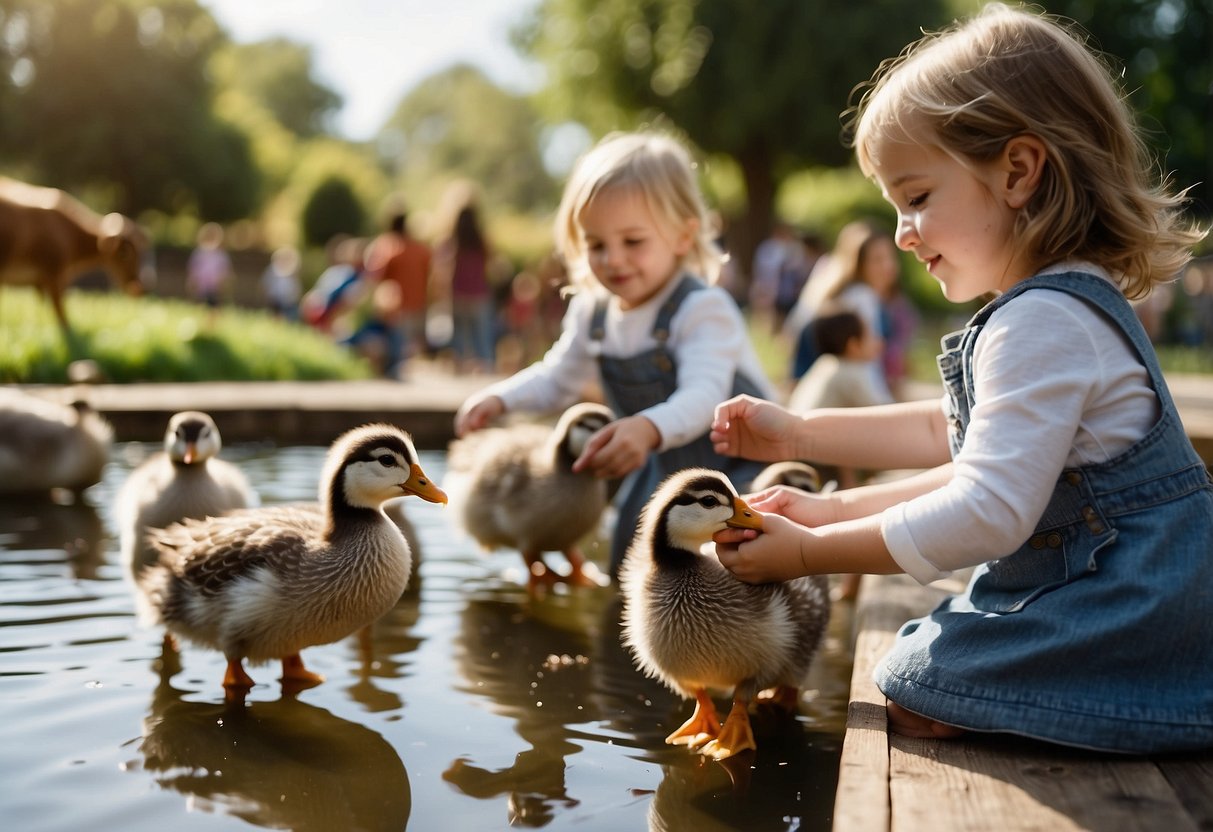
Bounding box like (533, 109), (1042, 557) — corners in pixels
(0, 287), (373, 384)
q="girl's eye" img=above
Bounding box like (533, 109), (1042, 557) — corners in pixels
(378, 455), (397, 468)
(907, 193), (928, 208)
(624, 237), (645, 247)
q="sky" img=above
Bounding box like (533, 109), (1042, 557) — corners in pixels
(201, 0), (544, 141)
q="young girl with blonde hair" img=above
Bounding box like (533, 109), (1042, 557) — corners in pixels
(711, 3), (1212, 752)
(456, 131), (774, 578)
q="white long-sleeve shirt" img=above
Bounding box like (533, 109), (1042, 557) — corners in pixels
(483, 277), (776, 453)
(882, 265), (1158, 584)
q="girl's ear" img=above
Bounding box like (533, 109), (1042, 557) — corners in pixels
(672, 217), (699, 256)
(999, 134), (1047, 209)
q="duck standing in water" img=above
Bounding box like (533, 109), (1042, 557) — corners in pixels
(619, 468), (830, 759)
(137, 423), (447, 695)
(445, 402), (614, 589)
(0, 389), (112, 496)
(117, 411), (255, 581)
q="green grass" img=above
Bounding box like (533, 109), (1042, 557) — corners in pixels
(0, 287), (374, 383)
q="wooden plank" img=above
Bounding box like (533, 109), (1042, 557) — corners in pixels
(889, 736), (1200, 832)
(832, 574), (955, 832)
(1158, 755), (1213, 828)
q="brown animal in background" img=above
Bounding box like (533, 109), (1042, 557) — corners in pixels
(0, 176), (148, 333)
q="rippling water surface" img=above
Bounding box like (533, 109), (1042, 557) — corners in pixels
(0, 444), (852, 831)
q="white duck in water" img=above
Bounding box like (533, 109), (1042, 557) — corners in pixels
(445, 402), (614, 589)
(0, 388), (112, 496)
(117, 411), (255, 580)
(137, 423), (447, 695)
(619, 468), (831, 759)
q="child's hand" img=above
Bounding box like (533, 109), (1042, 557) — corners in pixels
(746, 485), (839, 529)
(454, 395), (505, 437)
(711, 395), (803, 462)
(571, 415), (659, 479)
(713, 513), (811, 584)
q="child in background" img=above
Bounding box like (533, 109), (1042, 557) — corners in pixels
(261, 245), (301, 320)
(710, 3), (1212, 753)
(784, 219), (900, 395)
(186, 222), (232, 324)
(786, 308), (893, 415)
(455, 131), (775, 578)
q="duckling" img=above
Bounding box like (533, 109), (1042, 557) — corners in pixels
(749, 461), (823, 494)
(117, 411), (256, 580)
(136, 423), (447, 695)
(446, 402), (614, 588)
(0, 388), (112, 496)
(619, 468), (830, 760)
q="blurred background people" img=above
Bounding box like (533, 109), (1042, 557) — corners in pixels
(261, 245), (301, 320)
(432, 186), (495, 375)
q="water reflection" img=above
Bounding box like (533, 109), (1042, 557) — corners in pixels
(136, 676), (410, 831)
(0, 496), (105, 579)
(443, 588), (610, 826)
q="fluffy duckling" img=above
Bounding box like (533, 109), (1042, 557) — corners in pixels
(749, 461), (823, 494)
(619, 468), (830, 760)
(0, 389), (112, 496)
(446, 402), (614, 588)
(117, 411), (256, 580)
(136, 423), (447, 694)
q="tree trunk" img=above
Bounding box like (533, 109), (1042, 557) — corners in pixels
(727, 144), (776, 307)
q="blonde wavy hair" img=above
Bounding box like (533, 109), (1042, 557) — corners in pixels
(555, 131), (722, 291)
(849, 3), (1205, 298)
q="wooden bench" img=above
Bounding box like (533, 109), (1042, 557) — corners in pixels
(832, 572), (1213, 831)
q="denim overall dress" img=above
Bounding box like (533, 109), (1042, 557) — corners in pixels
(591, 275), (767, 575)
(875, 271), (1213, 753)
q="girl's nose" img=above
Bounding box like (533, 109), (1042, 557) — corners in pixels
(894, 217), (919, 251)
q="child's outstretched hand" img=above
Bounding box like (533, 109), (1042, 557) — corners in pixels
(454, 394), (505, 437)
(711, 395), (804, 462)
(571, 414), (659, 480)
(713, 512), (811, 584)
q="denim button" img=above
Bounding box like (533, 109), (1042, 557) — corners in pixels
(1029, 535), (1046, 549)
(1046, 533), (1063, 548)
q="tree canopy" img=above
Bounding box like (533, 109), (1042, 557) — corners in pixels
(0, 0), (259, 220)
(515, 0), (954, 276)
(377, 64), (558, 217)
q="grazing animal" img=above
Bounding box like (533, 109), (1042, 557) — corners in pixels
(0, 388), (112, 495)
(446, 402), (614, 589)
(136, 423), (447, 695)
(0, 176), (147, 333)
(117, 411), (256, 581)
(619, 468), (831, 759)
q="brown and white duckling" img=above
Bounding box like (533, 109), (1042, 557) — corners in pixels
(619, 468), (831, 760)
(446, 402), (614, 588)
(0, 388), (112, 496)
(136, 423), (447, 695)
(749, 460), (823, 494)
(117, 411), (256, 580)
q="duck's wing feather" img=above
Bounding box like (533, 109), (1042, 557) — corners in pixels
(153, 505), (323, 595)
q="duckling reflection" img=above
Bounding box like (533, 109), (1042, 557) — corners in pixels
(645, 722), (840, 832)
(136, 678), (410, 831)
(346, 584), (426, 714)
(443, 592), (606, 826)
(0, 496), (105, 579)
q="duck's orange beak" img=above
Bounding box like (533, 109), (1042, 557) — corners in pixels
(402, 463), (447, 504)
(726, 496), (763, 531)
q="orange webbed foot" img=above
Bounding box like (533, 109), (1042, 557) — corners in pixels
(280, 653), (325, 690)
(701, 695), (756, 760)
(666, 689), (721, 748)
(223, 658), (256, 692)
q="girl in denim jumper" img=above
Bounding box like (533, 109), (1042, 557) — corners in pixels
(710, 4), (1212, 753)
(455, 131), (774, 580)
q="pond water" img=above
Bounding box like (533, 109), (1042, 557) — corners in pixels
(0, 443), (853, 831)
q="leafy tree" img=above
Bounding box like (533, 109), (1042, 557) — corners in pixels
(378, 64), (558, 215)
(515, 0), (952, 281)
(0, 0), (258, 220)
(211, 38), (341, 138)
(1046, 0), (1210, 215)
(301, 175), (366, 247)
